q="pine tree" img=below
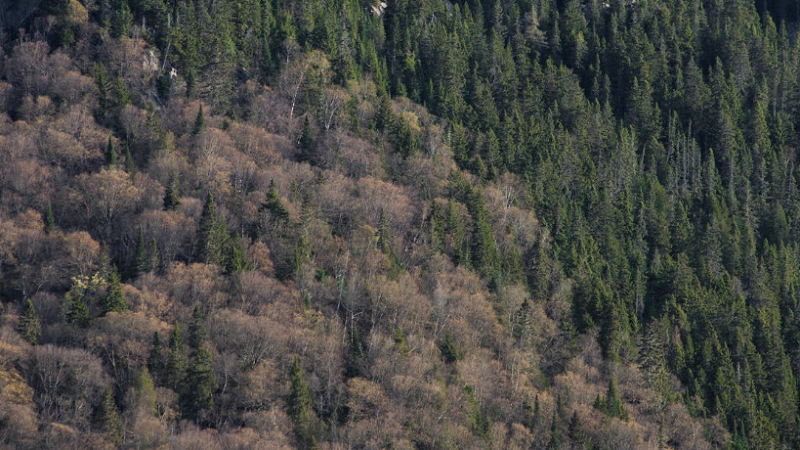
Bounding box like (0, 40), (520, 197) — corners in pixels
(18, 299), (42, 345)
(124, 143), (135, 176)
(298, 116), (316, 164)
(166, 323), (187, 390)
(287, 357), (316, 449)
(132, 367), (157, 415)
(226, 232), (250, 273)
(346, 324), (364, 378)
(181, 344), (217, 424)
(66, 286), (93, 328)
(44, 203), (55, 234)
(98, 387), (123, 445)
(101, 267), (127, 315)
(262, 180), (290, 223)
(439, 330), (463, 363)
(193, 105), (206, 135)
(106, 135), (117, 166)
(196, 191), (229, 265)
(133, 226), (149, 277)
(163, 171), (181, 211)
(547, 410), (560, 450)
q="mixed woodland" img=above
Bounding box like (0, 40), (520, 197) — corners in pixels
(1, 0), (800, 448)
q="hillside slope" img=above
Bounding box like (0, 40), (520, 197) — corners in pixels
(1, 0), (799, 449)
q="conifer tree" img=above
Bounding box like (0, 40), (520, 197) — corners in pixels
(132, 367), (157, 415)
(196, 191), (229, 266)
(106, 136), (117, 166)
(193, 105), (206, 135)
(66, 286), (93, 328)
(101, 267), (127, 315)
(182, 311), (217, 426)
(124, 143), (135, 176)
(439, 330), (463, 363)
(166, 323), (187, 390)
(133, 226), (149, 277)
(298, 116), (316, 164)
(163, 171), (181, 211)
(98, 387), (123, 445)
(287, 357), (316, 450)
(44, 203), (55, 234)
(226, 231), (250, 273)
(262, 180), (289, 223)
(346, 324), (364, 378)
(547, 411), (560, 450)
(18, 299), (42, 345)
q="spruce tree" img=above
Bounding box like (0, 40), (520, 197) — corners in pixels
(44, 203), (55, 234)
(124, 143), (135, 176)
(18, 299), (42, 345)
(196, 191), (229, 265)
(98, 387), (123, 445)
(66, 287), (93, 328)
(106, 135), (117, 166)
(166, 323), (187, 390)
(132, 367), (157, 415)
(287, 357), (315, 449)
(193, 105), (206, 135)
(163, 171), (181, 211)
(547, 411), (560, 450)
(182, 343), (217, 424)
(226, 231), (250, 273)
(101, 267), (127, 315)
(133, 226), (149, 277)
(298, 116), (316, 164)
(262, 180), (289, 223)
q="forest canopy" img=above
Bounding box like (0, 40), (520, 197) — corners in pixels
(1, 0), (800, 449)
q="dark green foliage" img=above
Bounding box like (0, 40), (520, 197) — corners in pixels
(101, 267), (127, 315)
(67, 295), (93, 328)
(124, 143), (136, 176)
(262, 180), (289, 223)
(133, 226), (149, 277)
(43, 204), (55, 234)
(163, 172), (181, 211)
(226, 231), (250, 273)
(287, 358), (316, 449)
(106, 136), (117, 167)
(594, 377), (628, 421)
(298, 116), (316, 164)
(98, 387), (123, 444)
(193, 105), (206, 135)
(166, 323), (187, 390)
(18, 299), (41, 345)
(196, 191), (229, 266)
(439, 331), (463, 363)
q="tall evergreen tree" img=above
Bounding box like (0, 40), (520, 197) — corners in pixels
(196, 191), (229, 265)
(98, 387), (123, 445)
(193, 105), (206, 135)
(18, 299), (41, 345)
(166, 323), (187, 390)
(106, 136), (117, 166)
(163, 171), (181, 211)
(287, 357), (316, 450)
(101, 267), (127, 315)
(298, 116), (316, 164)
(44, 203), (55, 234)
